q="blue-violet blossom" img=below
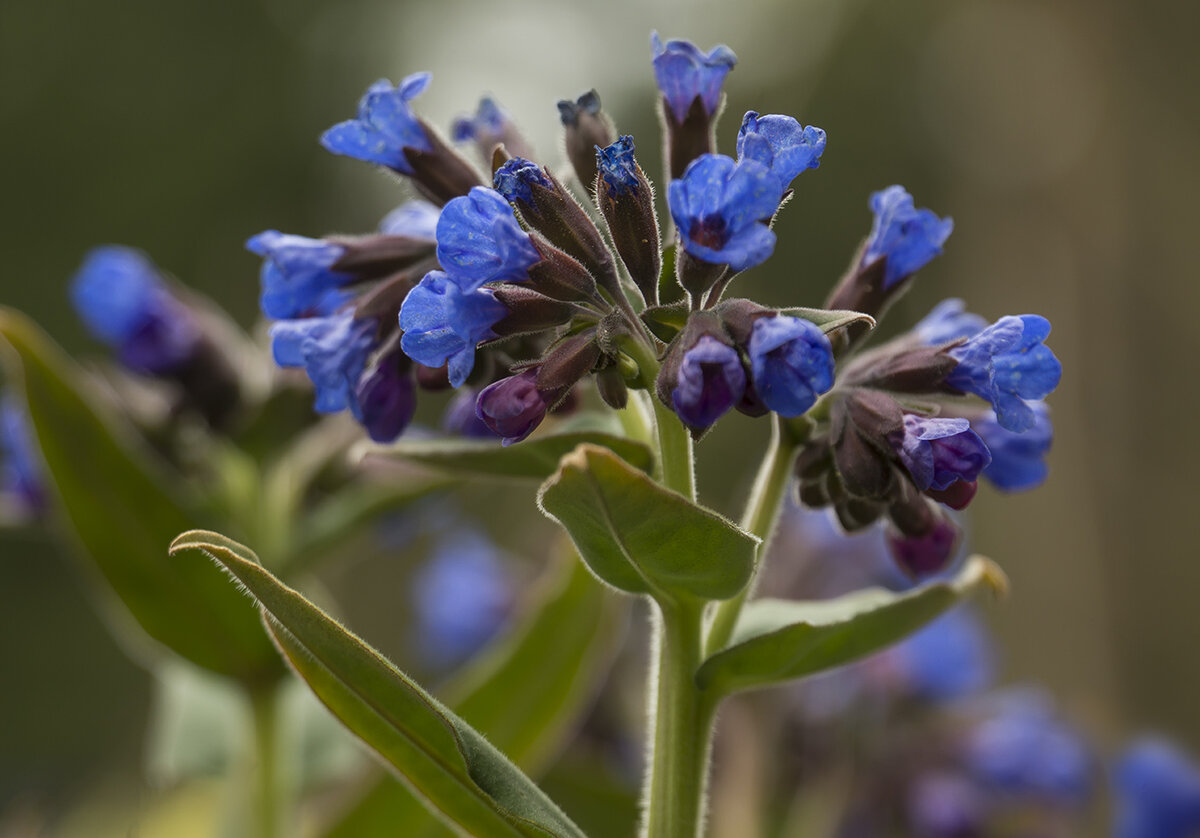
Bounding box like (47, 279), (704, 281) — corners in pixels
(71, 246), (201, 374)
(320, 73), (434, 174)
(270, 311), (377, 413)
(399, 271), (507, 388)
(650, 32), (737, 123)
(746, 316), (835, 417)
(893, 415), (991, 492)
(435, 187), (541, 288)
(475, 369), (553, 445)
(1, 395), (44, 511)
(1115, 737), (1200, 838)
(672, 336), (746, 430)
(737, 111), (826, 190)
(973, 404), (1053, 491)
(887, 608), (994, 702)
(668, 155), (783, 271)
(863, 185), (954, 289)
(246, 231), (351, 319)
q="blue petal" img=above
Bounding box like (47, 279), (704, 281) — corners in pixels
(378, 200), (440, 239)
(435, 187), (540, 289)
(863, 185), (953, 288)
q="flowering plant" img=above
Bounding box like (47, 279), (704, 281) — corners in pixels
(2, 30), (1196, 838)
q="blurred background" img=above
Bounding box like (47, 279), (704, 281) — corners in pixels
(1, 0), (1197, 830)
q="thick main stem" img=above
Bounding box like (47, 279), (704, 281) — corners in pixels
(644, 600), (713, 838)
(705, 417), (800, 656)
(249, 685), (281, 838)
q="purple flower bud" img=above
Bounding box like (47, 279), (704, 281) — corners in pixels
(887, 515), (959, 579)
(746, 315), (835, 418)
(863, 185), (954, 289)
(320, 73), (434, 174)
(671, 336), (746, 430)
(493, 156), (554, 207)
(475, 369), (553, 445)
(351, 353), (415, 443)
(442, 388), (500, 438)
(893, 415), (991, 492)
(650, 32), (737, 123)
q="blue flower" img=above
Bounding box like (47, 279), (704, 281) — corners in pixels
(246, 231), (350, 319)
(493, 157), (553, 206)
(378, 200), (441, 239)
(270, 311), (377, 413)
(451, 96), (508, 144)
(70, 246), (201, 374)
(863, 185), (954, 289)
(596, 135), (640, 196)
(351, 354), (415, 443)
(893, 415), (991, 492)
(973, 404), (1052, 491)
(1115, 738), (1200, 838)
(746, 316), (834, 417)
(736, 111), (826, 189)
(412, 530), (513, 665)
(320, 73), (434, 174)
(475, 369), (553, 445)
(1, 394), (44, 512)
(946, 315), (1062, 433)
(672, 336), (746, 430)
(668, 154), (782, 271)
(650, 32), (737, 123)
(399, 271), (507, 387)
(435, 187), (541, 289)
(914, 298), (990, 345)
(888, 608), (994, 701)
(966, 691), (1092, 804)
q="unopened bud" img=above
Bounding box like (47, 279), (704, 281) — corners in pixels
(557, 90), (615, 196)
(595, 136), (662, 305)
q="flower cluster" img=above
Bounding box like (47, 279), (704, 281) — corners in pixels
(245, 32), (1060, 576)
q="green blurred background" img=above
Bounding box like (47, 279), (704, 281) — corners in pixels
(2, 0), (1197, 828)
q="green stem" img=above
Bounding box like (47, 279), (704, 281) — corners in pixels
(705, 416), (800, 656)
(249, 685), (282, 838)
(651, 395), (695, 499)
(644, 600), (714, 838)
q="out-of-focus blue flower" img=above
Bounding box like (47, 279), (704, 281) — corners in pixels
(914, 298), (989, 345)
(736, 112), (826, 190)
(596, 135), (641, 195)
(399, 271), (507, 388)
(442, 388), (500, 438)
(888, 608), (994, 701)
(71, 246), (201, 374)
(862, 186), (954, 289)
(351, 355), (415, 443)
(270, 311), (377, 413)
(668, 154), (782, 271)
(974, 404), (1052, 491)
(947, 315), (1062, 433)
(672, 336), (746, 430)
(451, 96), (508, 145)
(1115, 737), (1200, 838)
(412, 529), (514, 665)
(908, 773), (985, 838)
(746, 316), (834, 417)
(246, 231), (350, 319)
(378, 200), (441, 239)
(1, 395), (44, 512)
(475, 369), (552, 445)
(493, 157), (553, 206)
(893, 415), (991, 492)
(320, 73), (434, 174)
(966, 691), (1092, 804)
(650, 32), (737, 123)
(435, 187), (541, 289)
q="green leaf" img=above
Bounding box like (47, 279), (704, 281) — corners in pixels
(361, 431), (654, 481)
(696, 555), (1004, 696)
(0, 309), (282, 682)
(321, 552), (625, 838)
(640, 301), (690, 343)
(657, 244), (683, 305)
(170, 531), (587, 838)
(779, 306), (876, 335)
(537, 444), (758, 601)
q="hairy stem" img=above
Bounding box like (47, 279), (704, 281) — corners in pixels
(705, 416), (800, 656)
(644, 600), (714, 838)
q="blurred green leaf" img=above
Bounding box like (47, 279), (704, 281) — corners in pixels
(0, 308), (282, 682)
(322, 550), (626, 838)
(696, 556), (1004, 696)
(170, 530), (587, 838)
(362, 431), (654, 481)
(537, 444), (758, 601)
